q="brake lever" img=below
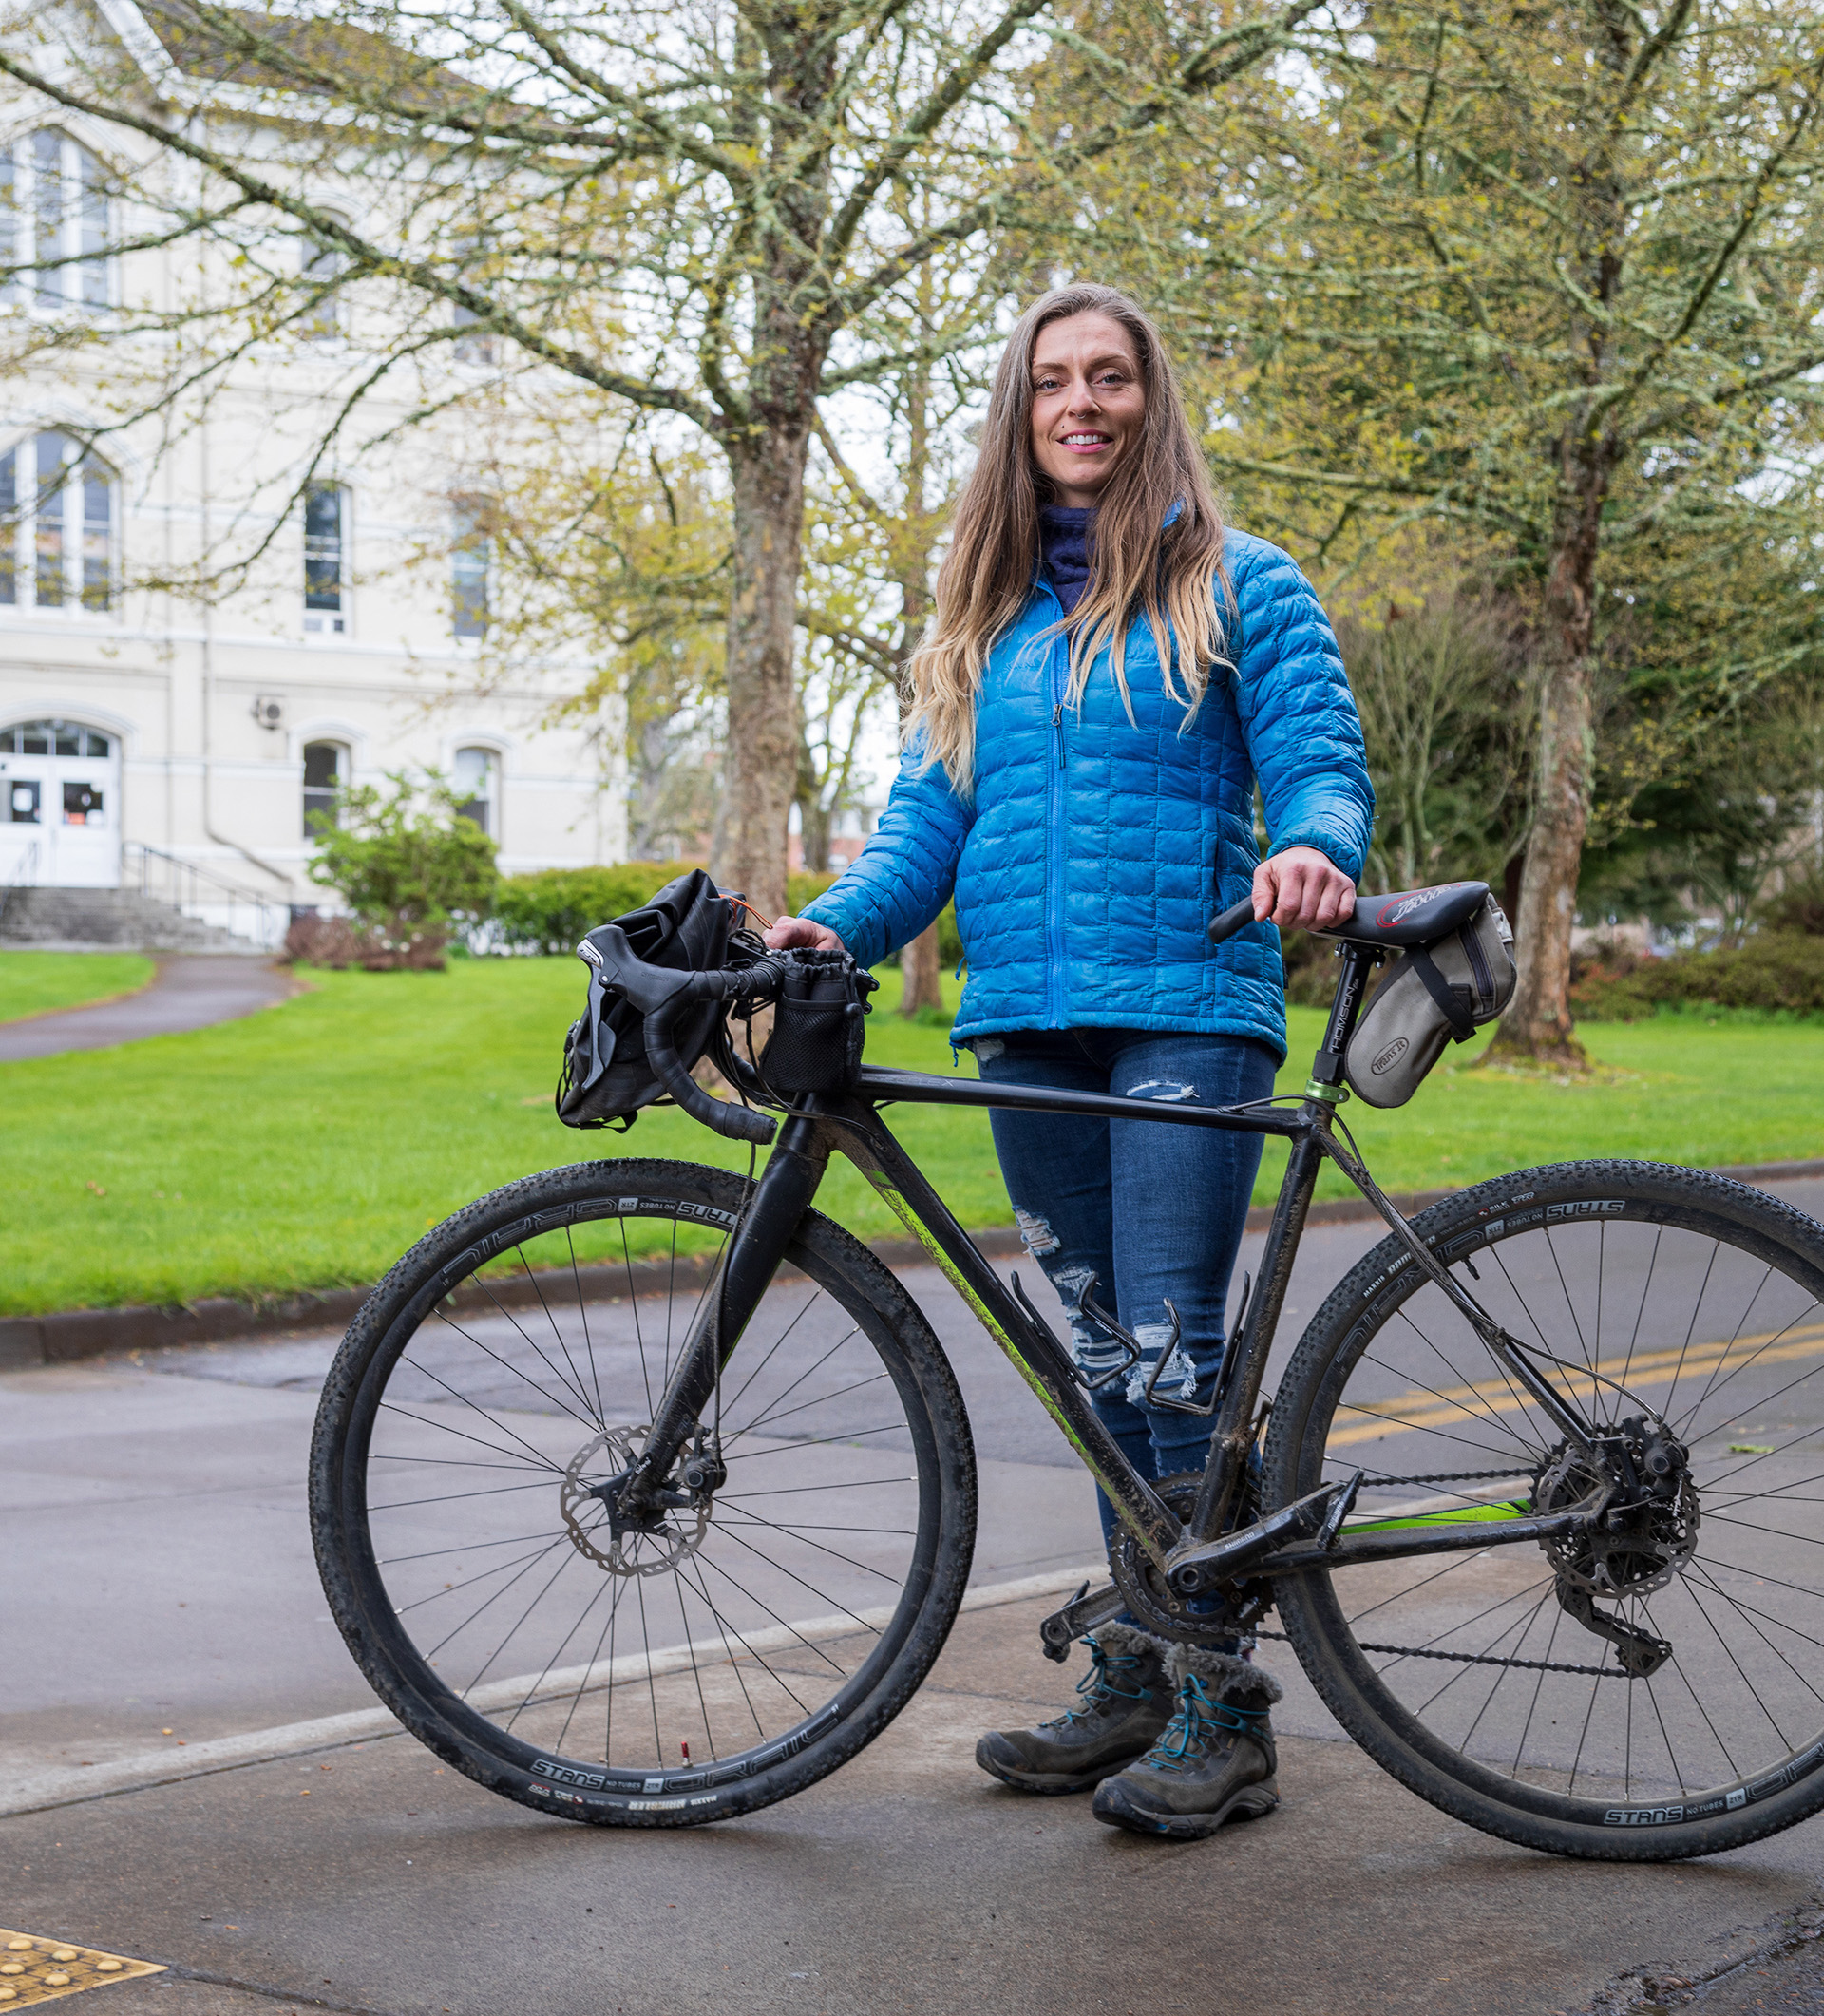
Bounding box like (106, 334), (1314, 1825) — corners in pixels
(578, 923), (695, 1014)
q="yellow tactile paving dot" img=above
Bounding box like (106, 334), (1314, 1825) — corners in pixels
(0, 1933), (163, 2006)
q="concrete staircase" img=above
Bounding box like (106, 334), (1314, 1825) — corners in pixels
(0, 886), (269, 953)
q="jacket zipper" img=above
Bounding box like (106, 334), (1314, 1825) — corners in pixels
(1045, 606), (1068, 1027)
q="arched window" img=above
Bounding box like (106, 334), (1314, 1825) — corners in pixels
(0, 431), (116, 611)
(451, 495), (490, 639)
(453, 747), (495, 835)
(1, 129), (108, 310)
(302, 741), (347, 835)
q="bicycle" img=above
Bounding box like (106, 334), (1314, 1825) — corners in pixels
(310, 881), (1824, 1859)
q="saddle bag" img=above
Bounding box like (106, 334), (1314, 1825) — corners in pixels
(556, 867), (733, 1130)
(1343, 894), (1516, 1109)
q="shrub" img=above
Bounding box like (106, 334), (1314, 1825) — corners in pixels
(1569, 932), (1824, 1021)
(491, 864), (709, 956)
(305, 773), (497, 970)
(1761, 872), (1824, 938)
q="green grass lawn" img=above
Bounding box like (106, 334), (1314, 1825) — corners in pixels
(2, 954), (1820, 1316)
(0, 950), (154, 1024)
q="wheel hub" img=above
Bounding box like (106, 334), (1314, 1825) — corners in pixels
(560, 1426), (710, 1578)
(1536, 1415), (1700, 1600)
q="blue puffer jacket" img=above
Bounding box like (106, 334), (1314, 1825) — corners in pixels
(801, 529), (1374, 1062)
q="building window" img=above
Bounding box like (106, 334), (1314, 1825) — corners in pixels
(0, 719), (113, 756)
(452, 496), (490, 639)
(1, 129), (108, 311)
(452, 747), (494, 835)
(303, 484), (347, 634)
(450, 237), (498, 364)
(299, 230), (347, 338)
(302, 741), (346, 835)
(0, 431), (116, 611)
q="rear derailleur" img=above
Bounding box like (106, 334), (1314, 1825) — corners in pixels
(1536, 1415), (1698, 1680)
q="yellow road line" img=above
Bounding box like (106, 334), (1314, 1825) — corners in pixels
(1327, 1321), (1824, 1450)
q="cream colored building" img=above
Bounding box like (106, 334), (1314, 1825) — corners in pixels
(0, 10), (626, 943)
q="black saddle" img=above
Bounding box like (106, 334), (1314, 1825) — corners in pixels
(1320, 881), (1491, 948)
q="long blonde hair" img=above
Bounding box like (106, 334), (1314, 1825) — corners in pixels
(904, 283), (1228, 792)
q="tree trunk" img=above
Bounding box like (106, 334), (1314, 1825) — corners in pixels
(902, 920), (945, 1017)
(1487, 442), (1609, 1066)
(714, 427), (811, 920)
(1489, 651), (1592, 1063)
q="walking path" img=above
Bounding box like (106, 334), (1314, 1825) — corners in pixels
(0, 956), (295, 1062)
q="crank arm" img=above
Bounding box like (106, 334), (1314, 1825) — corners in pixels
(1036, 1580), (1127, 1662)
(1165, 1479), (1347, 1595)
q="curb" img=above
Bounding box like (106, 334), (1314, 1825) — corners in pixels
(7, 1159), (1822, 1374)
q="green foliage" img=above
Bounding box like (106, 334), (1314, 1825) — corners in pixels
(488, 863), (847, 957)
(309, 772), (498, 951)
(1762, 874), (1824, 940)
(491, 863), (709, 956)
(1570, 936), (1824, 1022)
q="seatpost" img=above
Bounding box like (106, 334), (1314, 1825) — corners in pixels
(1305, 944), (1377, 1102)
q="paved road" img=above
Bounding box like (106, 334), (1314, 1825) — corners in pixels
(9, 1186), (1824, 2014)
(0, 957), (294, 1062)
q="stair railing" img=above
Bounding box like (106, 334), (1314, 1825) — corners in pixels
(123, 844), (289, 950)
(0, 839), (41, 934)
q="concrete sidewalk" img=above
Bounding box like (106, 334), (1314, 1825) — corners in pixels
(4, 1586), (1822, 2016)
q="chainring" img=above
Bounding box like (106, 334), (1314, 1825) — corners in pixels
(1109, 1470), (1274, 1645)
(560, 1425), (709, 1579)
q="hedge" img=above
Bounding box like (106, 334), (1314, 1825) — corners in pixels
(1570, 932), (1824, 1021)
(487, 863), (848, 957)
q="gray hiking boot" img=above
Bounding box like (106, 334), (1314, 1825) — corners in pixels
(1091, 1645), (1282, 1839)
(976, 1625), (1172, 1794)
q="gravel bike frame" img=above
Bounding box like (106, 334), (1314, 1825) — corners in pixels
(621, 938), (1613, 1643)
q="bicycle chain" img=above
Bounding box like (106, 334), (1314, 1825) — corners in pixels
(1254, 1627), (1622, 1679)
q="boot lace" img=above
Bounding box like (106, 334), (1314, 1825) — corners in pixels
(1148, 1672), (1267, 1773)
(1042, 1634), (1152, 1730)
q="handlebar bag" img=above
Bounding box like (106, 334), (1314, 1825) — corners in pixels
(1341, 894), (1516, 1110)
(557, 868), (732, 1130)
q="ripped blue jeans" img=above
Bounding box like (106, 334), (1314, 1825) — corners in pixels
(971, 1028), (1278, 1549)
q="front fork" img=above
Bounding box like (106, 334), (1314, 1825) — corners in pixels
(610, 1116), (830, 1519)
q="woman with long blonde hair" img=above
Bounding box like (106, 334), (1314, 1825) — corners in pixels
(768, 284), (1373, 1841)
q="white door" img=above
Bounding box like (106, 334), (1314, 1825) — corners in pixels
(0, 719), (121, 886)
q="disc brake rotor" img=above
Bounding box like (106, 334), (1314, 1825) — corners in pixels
(560, 1425), (709, 1578)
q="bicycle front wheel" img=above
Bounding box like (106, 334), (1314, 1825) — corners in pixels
(1265, 1161), (1824, 1859)
(310, 1158), (976, 1826)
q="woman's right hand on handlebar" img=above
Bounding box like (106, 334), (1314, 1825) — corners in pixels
(764, 916), (847, 953)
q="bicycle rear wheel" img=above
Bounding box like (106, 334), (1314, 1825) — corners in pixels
(310, 1158), (976, 1826)
(1265, 1162), (1824, 1859)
